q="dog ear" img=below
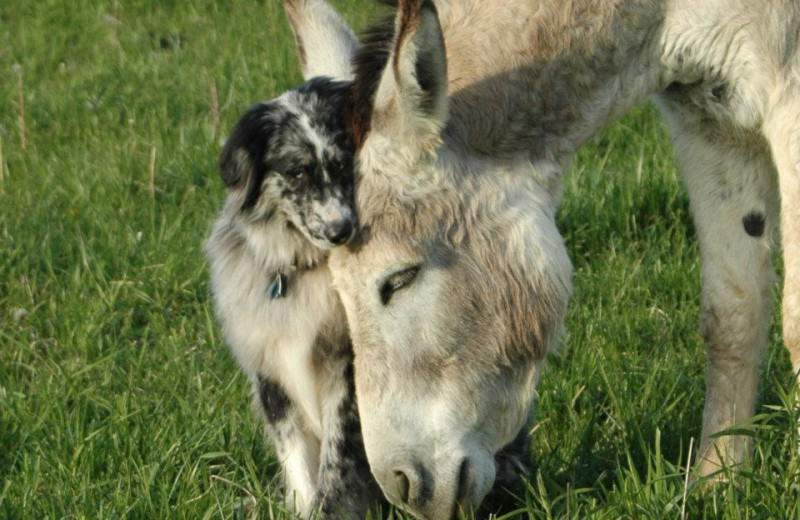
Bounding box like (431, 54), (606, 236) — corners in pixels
(284, 0), (359, 80)
(218, 141), (253, 188)
(374, 0), (447, 151)
(218, 105), (272, 210)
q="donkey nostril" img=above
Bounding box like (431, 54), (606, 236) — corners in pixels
(393, 470), (411, 504)
(455, 457), (473, 503)
(386, 461), (433, 507)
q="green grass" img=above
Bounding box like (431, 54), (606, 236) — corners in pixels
(1, 1), (798, 518)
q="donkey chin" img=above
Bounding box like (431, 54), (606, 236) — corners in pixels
(356, 360), (542, 520)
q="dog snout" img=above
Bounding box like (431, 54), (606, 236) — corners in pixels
(324, 218), (354, 245)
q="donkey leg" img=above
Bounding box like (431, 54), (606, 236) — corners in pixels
(686, 142), (776, 476)
(254, 376), (319, 517)
(659, 98), (778, 476)
(763, 83), (800, 407)
(313, 353), (383, 519)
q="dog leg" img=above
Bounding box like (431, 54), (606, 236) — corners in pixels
(313, 353), (383, 519)
(254, 376), (319, 517)
(764, 80), (800, 426)
(658, 96), (778, 476)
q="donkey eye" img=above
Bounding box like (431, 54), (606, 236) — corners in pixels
(380, 266), (421, 306)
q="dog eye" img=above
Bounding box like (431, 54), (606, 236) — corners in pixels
(380, 266), (421, 306)
(294, 170), (309, 183)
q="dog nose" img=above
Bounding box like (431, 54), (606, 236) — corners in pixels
(325, 219), (354, 245)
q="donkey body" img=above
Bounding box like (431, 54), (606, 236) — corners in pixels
(285, 0), (800, 517)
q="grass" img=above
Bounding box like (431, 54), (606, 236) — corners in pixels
(0, 0), (798, 518)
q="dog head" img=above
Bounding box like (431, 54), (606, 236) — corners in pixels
(219, 77), (357, 248)
(217, 0), (362, 249)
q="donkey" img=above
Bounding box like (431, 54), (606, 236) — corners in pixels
(285, 0), (800, 517)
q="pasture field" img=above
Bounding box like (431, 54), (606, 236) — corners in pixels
(1, 1), (798, 518)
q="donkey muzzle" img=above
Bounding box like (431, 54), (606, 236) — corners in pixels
(374, 447), (495, 520)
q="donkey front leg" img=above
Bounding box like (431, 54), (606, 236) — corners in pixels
(659, 97), (778, 476)
(254, 376), (319, 517)
(764, 82), (800, 408)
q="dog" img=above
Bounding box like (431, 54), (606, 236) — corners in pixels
(204, 72), (383, 518)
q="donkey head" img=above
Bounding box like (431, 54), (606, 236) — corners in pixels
(322, 1), (573, 517)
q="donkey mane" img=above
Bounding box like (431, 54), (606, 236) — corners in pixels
(346, 15), (396, 147)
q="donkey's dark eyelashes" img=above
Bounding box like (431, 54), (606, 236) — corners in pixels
(379, 265), (421, 306)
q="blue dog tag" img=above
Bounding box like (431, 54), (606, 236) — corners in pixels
(268, 272), (287, 299)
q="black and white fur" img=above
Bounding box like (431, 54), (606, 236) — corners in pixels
(204, 8), (382, 514)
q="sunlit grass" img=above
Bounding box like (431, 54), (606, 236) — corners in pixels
(1, 1), (797, 518)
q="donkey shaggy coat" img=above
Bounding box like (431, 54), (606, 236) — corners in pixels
(277, 0), (800, 517)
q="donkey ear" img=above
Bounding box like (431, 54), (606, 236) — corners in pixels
(283, 0), (359, 80)
(371, 0), (448, 147)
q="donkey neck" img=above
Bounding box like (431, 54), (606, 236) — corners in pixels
(438, 0), (668, 166)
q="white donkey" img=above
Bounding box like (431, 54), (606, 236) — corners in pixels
(282, 0), (800, 518)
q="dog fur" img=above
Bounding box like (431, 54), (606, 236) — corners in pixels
(204, 6), (382, 515)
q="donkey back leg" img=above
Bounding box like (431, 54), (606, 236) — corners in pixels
(657, 95), (779, 476)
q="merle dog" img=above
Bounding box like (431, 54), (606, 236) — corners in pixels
(205, 73), (381, 520)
